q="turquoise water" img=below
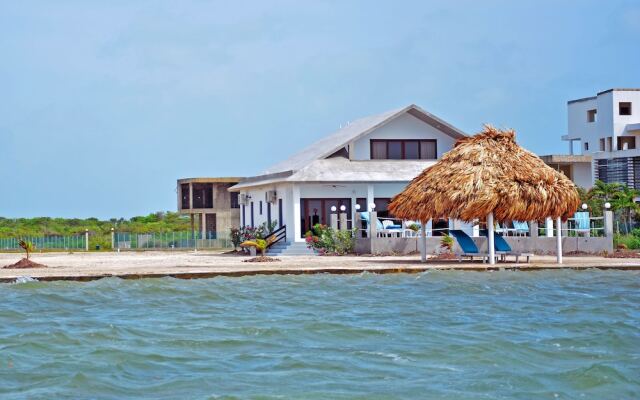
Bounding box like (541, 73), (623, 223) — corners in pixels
(1, 271), (639, 399)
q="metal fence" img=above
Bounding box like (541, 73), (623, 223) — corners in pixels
(0, 235), (87, 251)
(114, 231), (231, 250)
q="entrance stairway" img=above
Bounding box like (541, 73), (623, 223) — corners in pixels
(266, 242), (316, 256)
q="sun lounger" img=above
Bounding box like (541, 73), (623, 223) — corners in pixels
(449, 229), (491, 263)
(574, 212), (590, 236)
(360, 212), (402, 237)
(480, 229), (533, 263)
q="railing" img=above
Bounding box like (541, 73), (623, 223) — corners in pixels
(265, 225), (287, 248)
(0, 235), (86, 251)
(114, 231), (231, 250)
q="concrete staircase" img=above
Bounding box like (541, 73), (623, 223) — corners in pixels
(266, 241), (316, 256)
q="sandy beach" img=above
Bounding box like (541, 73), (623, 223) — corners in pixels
(1, 250), (639, 282)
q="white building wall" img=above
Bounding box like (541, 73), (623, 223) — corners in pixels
(351, 113), (457, 160)
(572, 163), (593, 188)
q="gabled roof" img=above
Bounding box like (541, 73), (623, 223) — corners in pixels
(230, 158), (436, 190)
(261, 104), (466, 175)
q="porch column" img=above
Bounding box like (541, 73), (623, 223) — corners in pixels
(545, 217), (554, 237)
(351, 192), (357, 229)
(292, 185), (303, 242)
(556, 216), (563, 264)
(189, 182), (193, 209)
(487, 213), (495, 265)
(366, 184), (374, 212)
(420, 221), (427, 263)
(201, 213), (206, 239)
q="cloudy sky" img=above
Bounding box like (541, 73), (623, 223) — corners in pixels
(1, 0), (639, 218)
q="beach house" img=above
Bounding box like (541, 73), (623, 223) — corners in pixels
(562, 88), (640, 188)
(228, 104), (469, 244)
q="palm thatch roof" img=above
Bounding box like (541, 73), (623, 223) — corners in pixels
(389, 126), (580, 223)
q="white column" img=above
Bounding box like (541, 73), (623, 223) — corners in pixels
(111, 228), (115, 251)
(339, 213), (347, 231)
(366, 184), (374, 212)
(201, 213), (206, 239)
(420, 221), (427, 263)
(569, 139), (574, 155)
(556, 216), (563, 264)
(545, 217), (554, 237)
(487, 213), (495, 265)
(330, 213), (338, 230)
(188, 182), (193, 209)
(85, 229), (89, 252)
(292, 185), (302, 242)
(350, 192), (357, 228)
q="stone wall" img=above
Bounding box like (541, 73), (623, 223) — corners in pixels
(356, 236), (613, 255)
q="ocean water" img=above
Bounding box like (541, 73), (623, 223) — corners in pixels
(1, 270), (639, 399)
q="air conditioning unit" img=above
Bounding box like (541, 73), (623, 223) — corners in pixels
(265, 190), (277, 203)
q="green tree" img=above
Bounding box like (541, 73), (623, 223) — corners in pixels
(590, 180), (624, 202)
(612, 185), (640, 234)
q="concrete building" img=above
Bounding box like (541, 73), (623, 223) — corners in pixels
(177, 177), (243, 238)
(562, 88), (640, 188)
(229, 104), (472, 245)
(539, 154), (593, 189)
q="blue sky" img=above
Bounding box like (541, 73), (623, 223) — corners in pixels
(1, 1), (639, 218)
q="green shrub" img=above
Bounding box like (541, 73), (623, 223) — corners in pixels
(305, 224), (356, 255)
(614, 234), (640, 250)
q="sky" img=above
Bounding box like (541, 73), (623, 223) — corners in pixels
(1, 1), (639, 219)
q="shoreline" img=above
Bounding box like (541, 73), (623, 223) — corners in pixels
(1, 251), (640, 282)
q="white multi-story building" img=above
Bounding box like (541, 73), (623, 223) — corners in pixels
(563, 88), (640, 188)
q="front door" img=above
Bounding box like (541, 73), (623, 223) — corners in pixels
(300, 198), (352, 237)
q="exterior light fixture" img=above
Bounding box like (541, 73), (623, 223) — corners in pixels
(369, 202), (376, 210)
(331, 206), (337, 212)
(604, 202), (611, 209)
(340, 205), (346, 211)
(581, 203), (588, 210)
(355, 204), (361, 210)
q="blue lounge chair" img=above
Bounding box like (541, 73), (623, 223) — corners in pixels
(574, 212), (590, 236)
(512, 221), (530, 236)
(479, 229), (533, 263)
(449, 229), (490, 263)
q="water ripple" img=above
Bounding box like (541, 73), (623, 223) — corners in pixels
(0, 270), (639, 399)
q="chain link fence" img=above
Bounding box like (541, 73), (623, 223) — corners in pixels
(114, 231), (231, 250)
(0, 235), (87, 251)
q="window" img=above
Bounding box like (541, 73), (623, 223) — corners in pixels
(618, 136), (636, 150)
(192, 183), (213, 208)
(181, 184), (190, 209)
(587, 109), (597, 123)
(620, 102), (632, 116)
(600, 138), (605, 151)
(370, 140), (437, 160)
(584, 142), (589, 151)
(230, 192), (240, 209)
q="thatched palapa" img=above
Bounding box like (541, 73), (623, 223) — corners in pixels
(389, 126), (580, 223)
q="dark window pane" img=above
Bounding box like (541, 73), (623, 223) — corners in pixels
(230, 192), (240, 208)
(371, 141), (386, 159)
(388, 141), (402, 159)
(181, 184), (190, 209)
(420, 141), (437, 159)
(404, 141), (419, 159)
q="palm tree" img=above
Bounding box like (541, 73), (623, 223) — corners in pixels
(18, 239), (34, 260)
(589, 180), (624, 202)
(612, 186), (640, 233)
